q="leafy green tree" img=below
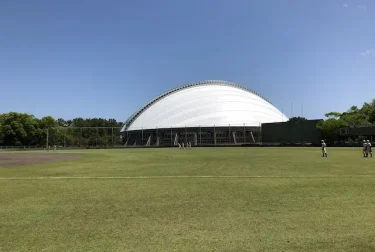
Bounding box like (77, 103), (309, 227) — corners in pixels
(347, 106), (359, 113)
(317, 100), (375, 142)
(40, 116), (58, 129)
(57, 118), (67, 127)
(359, 103), (373, 121)
(367, 99), (375, 124)
(0, 112), (40, 146)
(324, 112), (342, 120)
(341, 112), (369, 127)
(288, 117), (307, 123)
(324, 107), (371, 127)
(316, 119), (348, 140)
(0, 112), (123, 147)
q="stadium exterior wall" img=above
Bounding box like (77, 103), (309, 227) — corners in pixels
(123, 125), (262, 147)
(261, 119), (323, 145)
(339, 126), (375, 137)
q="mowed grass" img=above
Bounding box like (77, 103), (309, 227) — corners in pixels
(1, 148), (375, 252)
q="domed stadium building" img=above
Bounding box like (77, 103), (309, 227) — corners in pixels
(121, 80), (288, 146)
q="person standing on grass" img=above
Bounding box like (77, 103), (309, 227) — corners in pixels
(363, 140), (367, 158)
(321, 140), (327, 157)
(367, 140), (372, 158)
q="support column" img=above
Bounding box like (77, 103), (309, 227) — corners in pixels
(229, 124), (231, 144)
(199, 126), (202, 146)
(156, 128), (158, 147)
(46, 128), (49, 149)
(142, 127), (144, 146)
(185, 126), (187, 145)
(243, 123), (245, 143)
(80, 127), (83, 147)
(214, 125), (216, 146)
(96, 127), (98, 147)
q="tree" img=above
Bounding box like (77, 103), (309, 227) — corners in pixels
(316, 119), (348, 140)
(341, 112), (369, 127)
(288, 117), (307, 123)
(359, 103), (373, 121)
(0, 112), (40, 146)
(316, 111), (350, 141)
(39, 116), (58, 129)
(347, 106), (359, 114)
(323, 107), (372, 127)
(368, 99), (375, 124)
(324, 112), (342, 120)
(57, 118), (67, 127)
(0, 117), (3, 144)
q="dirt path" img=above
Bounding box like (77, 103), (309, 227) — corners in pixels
(0, 153), (82, 168)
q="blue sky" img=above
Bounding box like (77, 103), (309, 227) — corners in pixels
(1, 0), (374, 122)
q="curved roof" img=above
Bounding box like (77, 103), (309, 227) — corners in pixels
(121, 80), (288, 131)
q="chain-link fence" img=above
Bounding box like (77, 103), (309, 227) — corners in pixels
(47, 127), (123, 148)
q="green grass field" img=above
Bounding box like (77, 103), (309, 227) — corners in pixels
(1, 148), (375, 251)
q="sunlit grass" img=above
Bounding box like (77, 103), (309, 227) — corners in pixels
(1, 148), (375, 251)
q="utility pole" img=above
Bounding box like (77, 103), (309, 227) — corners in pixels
(291, 102), (293, 118)
(96, 127), (98, 147)
(46, 128), (49, 149)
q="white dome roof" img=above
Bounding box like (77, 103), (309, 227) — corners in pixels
(122, 80), (288, 131)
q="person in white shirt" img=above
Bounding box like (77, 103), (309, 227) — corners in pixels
(367, 140), (372, 158)
(321, 140), (327, 157)
(363, 140), (368, 158)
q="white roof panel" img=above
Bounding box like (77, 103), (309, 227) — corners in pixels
(122, 80), (288, 131)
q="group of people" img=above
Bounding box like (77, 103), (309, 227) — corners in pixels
(178, 142), (192, 149)
(321, 140), (372, 158)
(46, 145), (57, 151)
(363, 140), (372, 158)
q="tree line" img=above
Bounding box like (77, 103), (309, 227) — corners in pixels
(2, 100), (375, 146)
(316, 99), (375, 141)
(285, 100), (375, 142)
(0, 112), (123, 147)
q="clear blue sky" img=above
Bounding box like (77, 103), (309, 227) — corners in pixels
(1, 0), (374, 122)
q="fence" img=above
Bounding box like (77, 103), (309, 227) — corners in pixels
(0, 146), (45, 151)
(122, 124), (263, 147)
(47, 127), (123, 148)
(261, 119), (323, 145)
(0, 121), (329, 149)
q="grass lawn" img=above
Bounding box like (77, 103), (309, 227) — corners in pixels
(1, 147), (375, 251)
